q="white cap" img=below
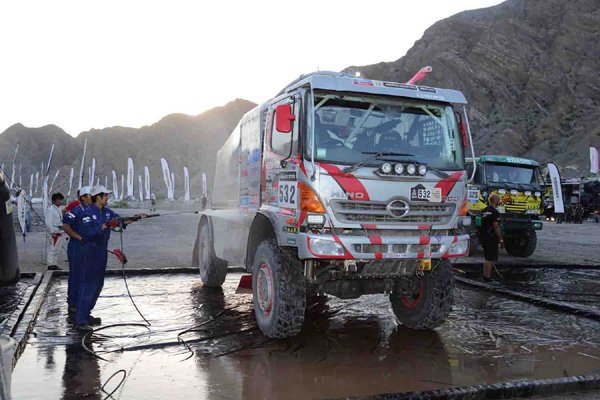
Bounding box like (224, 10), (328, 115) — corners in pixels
(90, 185), (113, 196)
(78, 186), (92, 196)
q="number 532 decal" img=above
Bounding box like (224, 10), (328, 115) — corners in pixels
(278, 181), (297, 208)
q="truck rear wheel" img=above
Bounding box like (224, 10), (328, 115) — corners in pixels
(390, 259), (454, 330)
(252, 240), (306, 338)
(195, 221), (228, 287)
(505, 230), (537, 257)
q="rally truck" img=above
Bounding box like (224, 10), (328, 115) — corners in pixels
(466, 156), (544, 257)
(193, 71), (474, 338)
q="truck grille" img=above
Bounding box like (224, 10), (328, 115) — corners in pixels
(330, 199), (455, 225)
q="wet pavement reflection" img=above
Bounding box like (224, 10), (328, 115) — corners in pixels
(10, 271), (600, 399)
(0, 277), (33, 335)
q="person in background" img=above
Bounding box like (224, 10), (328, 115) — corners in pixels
(75, 185), (140, 331)
(479, 194), (504, 282)
(45, 192), (65, 271)
(61, 186), (92, 319)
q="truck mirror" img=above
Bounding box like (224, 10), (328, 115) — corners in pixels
(276, 104), (295, 133)
(458, 121), (468, 147)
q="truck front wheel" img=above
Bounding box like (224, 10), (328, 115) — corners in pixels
(252, 240), (306, 338)
(195, 221), (228, 287)
(505, 230), (537, 257)
(389, 259), (454, 330)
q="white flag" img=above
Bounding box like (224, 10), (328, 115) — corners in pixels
(591, 147), (599, 174)
(19, 163), (22, 188)
(29, 174), (34, 197)
(120, 175), (125, 201)
(547, 162), (564, 214)
(68, 167), (74, 196)
(89, 158), (96, 187)
(78, 138), (87, 190)
(105, 176), (108, 188)
(35, 172), (39, 194)
(202, 173), (207, 198)
(49, 169), (60, 193)
(42, 179), (48, 215)
(171, 172), (176, 198)
(144, 166), (151, 200)
(17, 190), (26, 235)
(160, 158), (174, 200)
(127, 158), (134, 198)
(138, 175), (143, 202)
(11, 145), (18, 189)
(112, 171), (119, 200)
(183, 167), (190, 202)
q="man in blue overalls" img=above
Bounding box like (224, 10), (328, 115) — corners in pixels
(62, 186), (92, 318)
(75, 185), (138, 331)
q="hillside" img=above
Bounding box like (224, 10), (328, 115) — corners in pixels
(345, 0), (600, 175)
(0, 99), (256, 198)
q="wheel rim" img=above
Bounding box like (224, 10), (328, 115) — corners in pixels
(401, 277), (423, 308)
(256, 262), (273, 314)
(199, 228), (209, 268)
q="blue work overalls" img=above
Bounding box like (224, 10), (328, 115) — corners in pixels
(76, 204), (122, 325)
(63, 203), (88, 308)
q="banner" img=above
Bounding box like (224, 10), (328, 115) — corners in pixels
(144, 166), (151, 200)
(68, 167), (74, 196)
(172, 172), (176, 194)
(138, 175), (143, 201)
(105, 176), (108, 188)
(183, 167), (190, 201)
(89, 158), (96, 187)
(49, 169), (60, 193)
(591, 147), (599, 174)
(127, 158), (134, 198)
(42, 179), (48, 216)
(112, 171), (119, 200)
(78, 138), (87, 190)
(35, 172), (39, 194)
(202, 173), (207, 197)
(17, 190), (26, 235)
(160, 158), (174, 200)
(45, 144), (55, 178)
(120, 175), (125, 201)
(10, 145), (19, 189)
(29, 174), (34, 197)
(547, 162), (564, 214)
(19, 163), (22, 188)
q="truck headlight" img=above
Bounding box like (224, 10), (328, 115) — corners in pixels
(309, 238), (345, 256)
(448, 240), (469, 256)
(511, 190), (518, 195)
(459, 216), (471, 227)
(535, 192), (541, 197)
(307, 214), (326, 227)
(525, 191), (532, 196)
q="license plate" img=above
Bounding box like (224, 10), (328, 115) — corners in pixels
(410, 186), (442, 203)
(526, 209), (539, 214)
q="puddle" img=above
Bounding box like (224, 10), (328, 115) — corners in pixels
(0, 277), (34, 335)
(11, 272), (600, 399)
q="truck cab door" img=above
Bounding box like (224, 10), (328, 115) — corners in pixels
(262, 96), (300, 220)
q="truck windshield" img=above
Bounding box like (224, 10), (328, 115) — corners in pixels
(485, 163), (541, 188)
(307, 91), (464, 170)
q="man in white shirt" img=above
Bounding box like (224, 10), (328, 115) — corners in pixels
(45, 192), (65, 271)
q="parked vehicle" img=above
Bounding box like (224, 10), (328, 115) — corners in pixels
(466, 156), (544, 257)
(193, 71), (474, 338)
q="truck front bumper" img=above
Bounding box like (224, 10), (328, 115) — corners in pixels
(297, 233), (470, 260)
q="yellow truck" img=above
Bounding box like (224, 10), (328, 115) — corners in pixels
(466, 156), (544, 257)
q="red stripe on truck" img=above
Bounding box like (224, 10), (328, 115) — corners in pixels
(435, 171), (464, 197)
(419, 237), (430, 245)
(318, 163), (371, 201)
(369, 236), (382, 245)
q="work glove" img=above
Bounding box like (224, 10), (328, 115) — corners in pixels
(108, 218), (120, 229)
(112, 249), (128, 264)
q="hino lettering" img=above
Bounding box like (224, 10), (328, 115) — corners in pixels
(193, 71), (475, 338)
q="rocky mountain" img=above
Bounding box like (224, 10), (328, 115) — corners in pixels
(345, 0), (600, 176)
(0, 99), (256, 198)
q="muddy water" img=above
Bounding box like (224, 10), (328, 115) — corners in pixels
(11, 272), (600, 399)
(0, 277), (33, 335)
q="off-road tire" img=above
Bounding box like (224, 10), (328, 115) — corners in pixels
(252, 240), (306, 338)
(390, 259), (454, 330)
(505, 230), (537, 257)
(468, 233), (479, 256)
(194, 221), (227, 287)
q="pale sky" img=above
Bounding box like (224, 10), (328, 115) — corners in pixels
(0, 0), (503, 136)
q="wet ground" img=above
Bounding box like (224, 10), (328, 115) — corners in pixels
(10, 271), (600, 399)
(0, 276), (34, 336)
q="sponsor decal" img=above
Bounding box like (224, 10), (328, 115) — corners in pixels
(384, 82), (417, 90)
(416, 93), (445, 101)
(410, 184), (442, 203)
(5, 200), (12, 214)
(287, 238), (297, 245)
(283, 226), (298, 234)
(249, 194), (259, 205)
(279, 171), (296, 182)
(352, 79), (374, 87)
(278, 172), (297, 208)
(240, 196), (249, 206)
(83, 216), (91, 223)
(418, 86), (437, 93)
(92, 215), (97, 220)
(467, 187), (480, 204)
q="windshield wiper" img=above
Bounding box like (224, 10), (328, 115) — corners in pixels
(342, 151), (414, 174)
